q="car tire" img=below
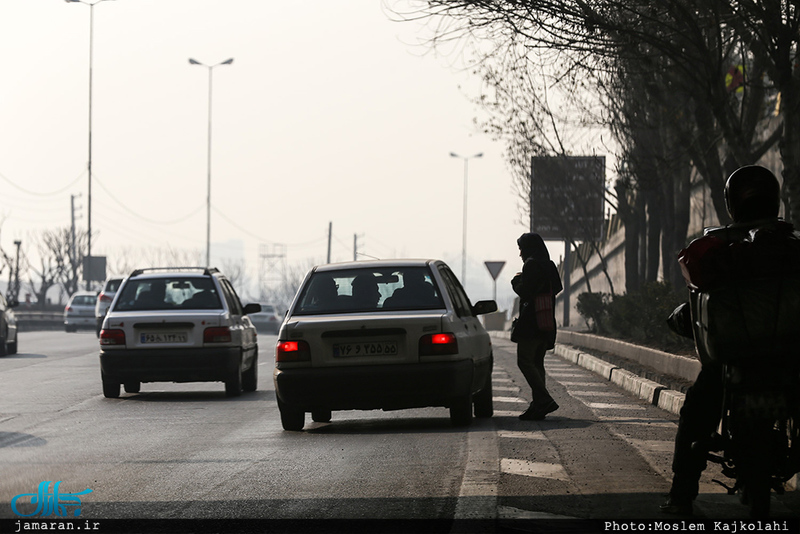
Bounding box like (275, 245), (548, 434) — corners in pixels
(225, 361), (243, 397)
(473, 371), (494, 419)
(7, 338), (17, 355)
(124, 382), (141, 394)
(242, 353), (258, 392)
(102, 373), (121, 399)
(449, 394), (473, 427)
(0, 336), (7, 357)
(278, 398), (305, 431)
(311, 409), (332, 423)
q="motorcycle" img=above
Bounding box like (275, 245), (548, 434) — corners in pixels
(669, 277), (800, 517)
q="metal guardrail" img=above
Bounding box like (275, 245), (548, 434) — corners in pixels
(15, 311), (66, 331)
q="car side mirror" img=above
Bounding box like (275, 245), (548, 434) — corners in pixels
(243, 303), (262, 315)
(472, 300), (498, 316)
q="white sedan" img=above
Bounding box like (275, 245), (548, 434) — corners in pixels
(273, 259), (497, 431)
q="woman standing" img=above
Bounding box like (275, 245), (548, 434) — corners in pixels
(511, 233), (563, 420)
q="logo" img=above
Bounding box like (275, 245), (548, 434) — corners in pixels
(11, 481), (93, 518)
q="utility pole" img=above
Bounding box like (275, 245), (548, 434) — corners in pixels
(71, 194), (81, 268)
(327, 222), (332, 264)
(12, 240), (21, 303)
(353, 234), (358, 261)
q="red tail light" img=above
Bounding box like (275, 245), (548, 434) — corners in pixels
(100, 329), (126, 346)
(99, 293), (113, 303)
(204, 327), (232, 343)
(419, 332), (458, 356)
(276, 340), (311, 362)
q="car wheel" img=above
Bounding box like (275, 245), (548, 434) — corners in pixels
(278, 398), (305, 431)
(473, 371), (494, 418)
(124, 382), (141, 394)
(7, 339), (17, 355)
(225, 363), (243, 397)
(311, 409), (332, 423)
(0, 337), (7, 357)
(242, 353), (258, 392)
(102, 373), (120, 399)
(450, 394), (473, 427)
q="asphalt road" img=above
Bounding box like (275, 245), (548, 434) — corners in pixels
(1, 331), (798, 531)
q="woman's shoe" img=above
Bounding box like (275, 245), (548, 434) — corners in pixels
(519, 400), (558, 420)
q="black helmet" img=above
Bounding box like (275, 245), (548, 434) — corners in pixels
(724, 165), (781, 222)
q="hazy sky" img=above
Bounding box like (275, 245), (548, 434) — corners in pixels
(0, 1), (557, 310)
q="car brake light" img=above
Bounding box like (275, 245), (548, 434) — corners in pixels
(99, 293), (113, 303)
(204, 327), (232, 343)
(276, 340), (311, 362)
(100, 329), (126, 346)
(419, 332), (458, 356)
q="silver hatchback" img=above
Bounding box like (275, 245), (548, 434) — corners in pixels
(99, 267), (260, 398)
(273, 259), (497, 430)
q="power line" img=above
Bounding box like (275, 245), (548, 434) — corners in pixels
(0, 168), (85, 197)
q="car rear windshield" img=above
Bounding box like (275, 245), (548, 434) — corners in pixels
(71, 295), (97, 306)
(294, 266), (444, 315)
(113, 276), (222, 311)
(105, 279), (123, 293)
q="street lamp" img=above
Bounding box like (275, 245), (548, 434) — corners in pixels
(65, 0), (116, 287)
(450, 152), (483, 287)
(189, 57), (234, 267)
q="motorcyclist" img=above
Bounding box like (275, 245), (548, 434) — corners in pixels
(662, 165), (798, 515)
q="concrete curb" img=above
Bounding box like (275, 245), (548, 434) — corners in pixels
(556, 330), (700, 383)
(491, 331), (685, 415)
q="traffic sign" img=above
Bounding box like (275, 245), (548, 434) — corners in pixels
(484, 261), (505, 280)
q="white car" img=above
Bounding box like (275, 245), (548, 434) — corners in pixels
(94, 277), (123, 336)
(249, 303), (282, 334)
(99, 267), (261, 398)
(64, 291), (98, 332)
(273, 259), (497, 431)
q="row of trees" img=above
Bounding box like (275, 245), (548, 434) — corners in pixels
(393, 0), (798, 294)
(0, 224), (310, 311)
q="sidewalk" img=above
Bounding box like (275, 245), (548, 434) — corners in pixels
(490, 330), (693, 416)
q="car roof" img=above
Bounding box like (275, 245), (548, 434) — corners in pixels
(127, 267), (222, 279)
(312, 259), (438, 273)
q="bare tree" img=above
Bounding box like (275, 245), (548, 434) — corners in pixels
(391, 0), (794, 290)
(28, 232), (64, 309)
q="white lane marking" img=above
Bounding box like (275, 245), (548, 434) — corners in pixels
(628, 438), (675, 453)
(559, 381), (605, 386)
(494, 410), (522, 417)
(493, 396), (528, 404)
(587, 402), (647, 410)
(501, 459), (569, 481)
(499, 505), (576, 520)
(498, 430), (547, 440)
(493, 385), (521, 393)
(598, 416), (677, 428)
(493, 377), (514, 383)
(453, 426), (499, 520)
(569, 391), (624, 397)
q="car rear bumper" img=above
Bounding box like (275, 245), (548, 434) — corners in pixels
(273, 359), (485, 411)
(100, 347), (241, 383)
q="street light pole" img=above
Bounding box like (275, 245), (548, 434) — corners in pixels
(189, 58), (234, 267)
(65, 0), (115, 287)
(450, 152), (483, 287)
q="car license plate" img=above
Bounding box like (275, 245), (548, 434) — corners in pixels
(333, 341), (397, 358)
(140, 332), (188, 344)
